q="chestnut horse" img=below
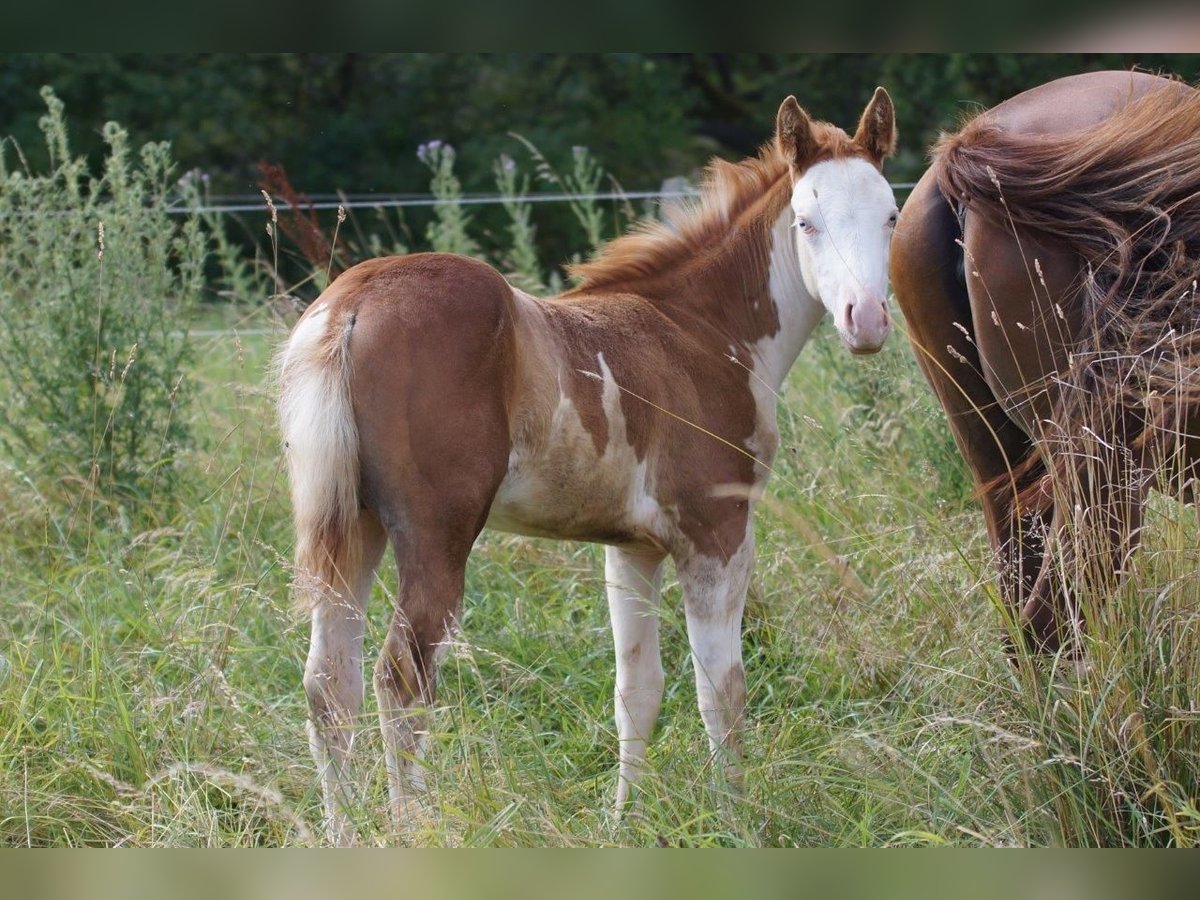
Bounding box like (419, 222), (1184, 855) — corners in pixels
(279, 90), (898, 843)
(892, 71), (1200, 653)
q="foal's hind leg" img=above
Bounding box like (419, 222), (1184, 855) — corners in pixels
(675, 528), (754, 791)
(302, 512), (388, 845)
(605, 545), (667, 810)
(373, 531), (475, 829)
(368, 459), (504, 832)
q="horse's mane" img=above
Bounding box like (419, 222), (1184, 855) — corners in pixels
(936, 80), (1200, 513)
(567, 123), (859, 292)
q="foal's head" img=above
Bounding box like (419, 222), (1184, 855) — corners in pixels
(776, 89), (898, 354)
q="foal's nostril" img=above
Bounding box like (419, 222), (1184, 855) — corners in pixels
(845, 302), (856, 332)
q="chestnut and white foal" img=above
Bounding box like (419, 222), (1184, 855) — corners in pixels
(278, 90), (899, 843)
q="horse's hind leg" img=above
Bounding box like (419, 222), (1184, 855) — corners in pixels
(891, 172), (1050, 643)
(373, 530), (474, 828)
(302, 511), (388, 846)
(370, 466), (505, 832)
(1022, 446), (1148, 652)
(605, 545), (667, 810)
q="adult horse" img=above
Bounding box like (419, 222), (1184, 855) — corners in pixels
(891, 71), (1200, 653)
(279, 90), (898, 843)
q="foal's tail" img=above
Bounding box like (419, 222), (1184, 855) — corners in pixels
(935, 81), (1200, 508)
(277, 302), (362, 612)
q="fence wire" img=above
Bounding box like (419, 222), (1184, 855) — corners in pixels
(171, 183), (918, 216)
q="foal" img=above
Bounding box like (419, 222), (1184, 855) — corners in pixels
(278, 90), (898, 843)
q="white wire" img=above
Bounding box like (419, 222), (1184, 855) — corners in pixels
(171, 183), (917, 216)
(1, 184), (918, 219)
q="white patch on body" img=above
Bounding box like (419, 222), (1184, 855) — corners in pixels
(487, 352), (665, 543)
(737, 206), (826, 487)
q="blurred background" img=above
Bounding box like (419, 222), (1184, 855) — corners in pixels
(5, 54), (1200, 189)
(3, 53), (1198, 281)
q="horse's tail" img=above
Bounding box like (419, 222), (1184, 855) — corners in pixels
(936, 81), (1200, 508)
(936, 80), (1200, 314)
(277, 300), (362, 613)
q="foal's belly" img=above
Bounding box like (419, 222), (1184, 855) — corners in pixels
(485, 441), (664, 546)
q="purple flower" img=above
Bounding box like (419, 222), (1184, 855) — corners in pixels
(418, 139), (448, 165)
(572, 145), (587, 160)
(500, 154), (516, 175)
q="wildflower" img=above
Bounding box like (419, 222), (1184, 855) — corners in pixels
(418, 138), (446, 165)
(500, 153), (516, 175)
(572, 145), (587, 161)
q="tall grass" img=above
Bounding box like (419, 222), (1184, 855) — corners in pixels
(0, 102), (1196, 845)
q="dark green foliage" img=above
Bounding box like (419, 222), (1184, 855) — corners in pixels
(4, 54), (1197, 202)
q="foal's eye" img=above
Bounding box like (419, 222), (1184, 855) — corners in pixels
(794, 216), (816, 236)
(886, 210), (899, 228)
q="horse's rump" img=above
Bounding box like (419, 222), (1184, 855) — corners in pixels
(935, 81), (1200, 503)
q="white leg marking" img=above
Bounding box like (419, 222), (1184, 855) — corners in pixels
(605, 545), (667, 810)
(304, 587), (368, 845)
(676, 529), (754, 789)
(301, 519), (385, 846)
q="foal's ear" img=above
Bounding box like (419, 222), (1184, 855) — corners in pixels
(776, 95), (818, 170)
(853, 86), (897, 166)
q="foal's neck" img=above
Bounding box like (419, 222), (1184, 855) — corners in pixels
(756, 205), (826, 393)
(653, 200), (825, 395)
(653, 196), (822, 386)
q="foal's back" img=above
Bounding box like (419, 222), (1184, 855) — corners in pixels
(323, 251), (761, 555)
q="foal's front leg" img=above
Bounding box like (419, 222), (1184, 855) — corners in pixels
(675, 529), (754, 790)
(605, 545), (667, 810)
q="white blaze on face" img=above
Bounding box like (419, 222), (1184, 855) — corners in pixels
(790, 157), (898, 354)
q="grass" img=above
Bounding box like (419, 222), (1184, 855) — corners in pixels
(3, 296), (1195, 847)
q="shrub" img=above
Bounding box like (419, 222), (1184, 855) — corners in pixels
(0, 87), (204, 504)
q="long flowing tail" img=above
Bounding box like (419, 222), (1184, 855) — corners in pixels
(277, 304), (361, 610)
(935, 81), (1200, 502)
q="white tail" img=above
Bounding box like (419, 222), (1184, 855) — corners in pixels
(277, 304), (361, 608)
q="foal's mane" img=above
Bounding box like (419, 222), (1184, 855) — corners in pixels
(568, 123), (858, 292)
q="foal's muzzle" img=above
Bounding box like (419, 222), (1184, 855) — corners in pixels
(839, 293), (891, 354)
